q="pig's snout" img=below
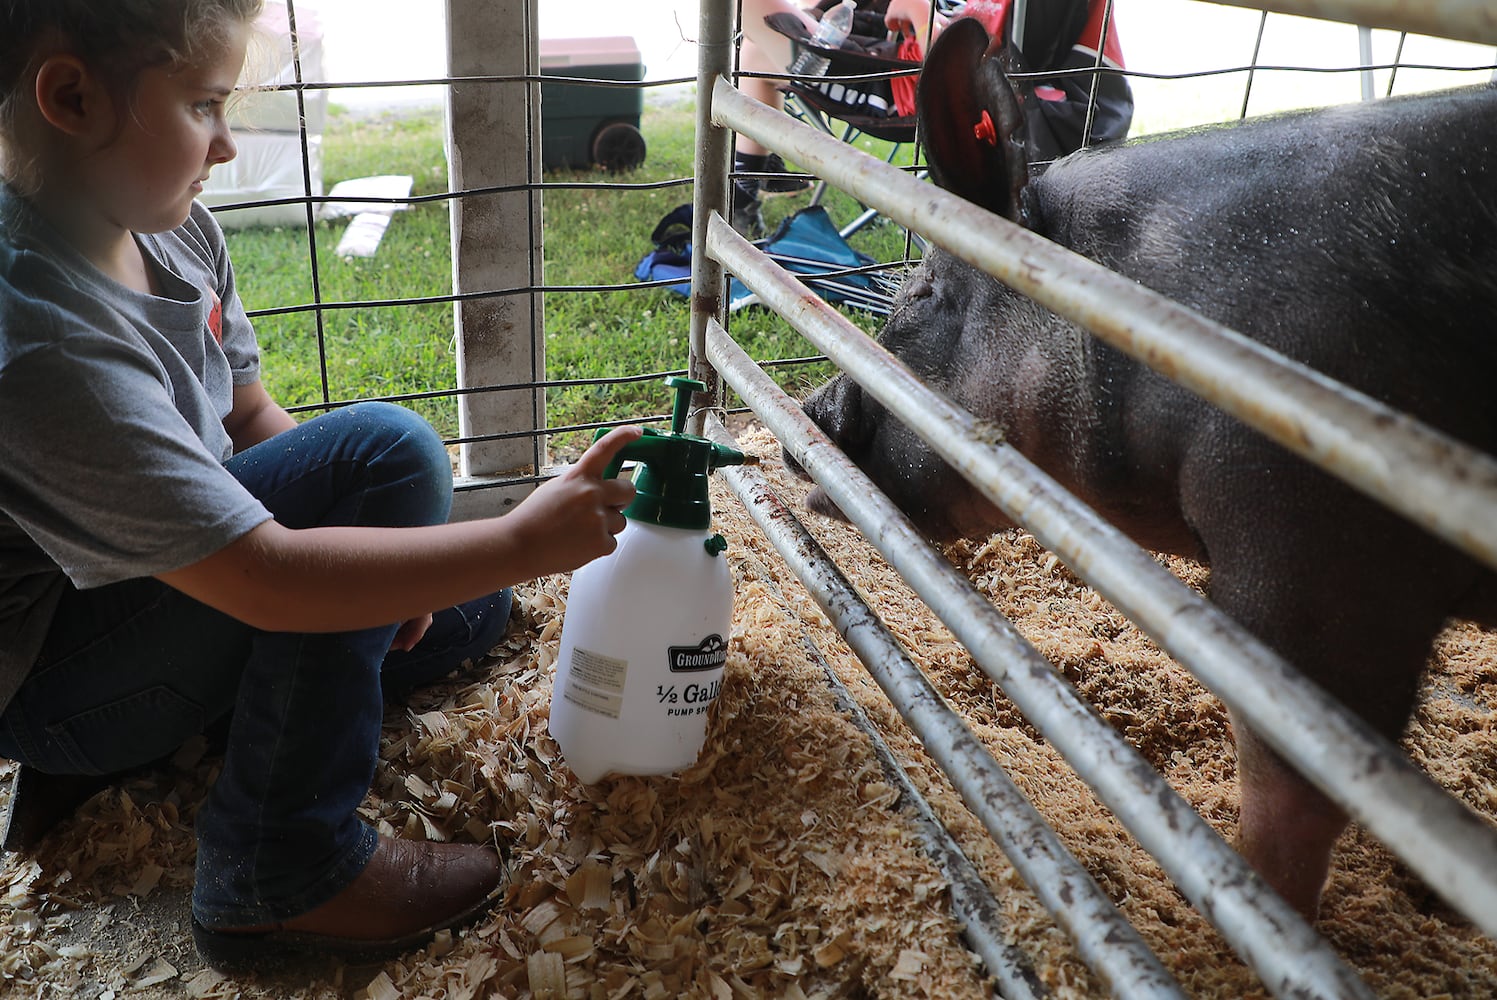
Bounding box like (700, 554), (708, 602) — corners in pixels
(778, 446), (850, 523)
(804, 485), (848, 522)
(781, 375), (872, 524)
(780, 442), (853, 525)
(804, 375), (873, 459)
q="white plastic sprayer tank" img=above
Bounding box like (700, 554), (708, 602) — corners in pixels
(549, 377), (755, 783)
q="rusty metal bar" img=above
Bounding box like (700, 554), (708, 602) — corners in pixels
(701, 400), (1187, 1000)
(1201, 0), (1497, 47)
(685, 0), (736, 430)
(708, 419), (1053, 1000)
(711, 77), (1497, 578)
(705, 309), (1378, 1000)
(705, 209), (1497, 940)
(706, 205), (1497, 940)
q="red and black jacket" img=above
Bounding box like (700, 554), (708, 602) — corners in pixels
(778, 0), (1133, 162)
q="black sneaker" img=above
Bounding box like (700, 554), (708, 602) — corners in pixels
(730, 182), (764, 238)
(758, 153), (813, 195)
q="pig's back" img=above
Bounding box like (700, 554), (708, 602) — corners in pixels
(1031, 82), (1497, 452)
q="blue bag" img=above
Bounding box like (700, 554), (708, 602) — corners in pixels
(634, 204), (896, 314)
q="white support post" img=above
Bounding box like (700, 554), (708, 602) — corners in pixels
(1358, 25), (1376, 100)
(446, 0), (545, 520)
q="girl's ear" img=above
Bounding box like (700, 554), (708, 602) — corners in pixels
(32, 55), (110, 139)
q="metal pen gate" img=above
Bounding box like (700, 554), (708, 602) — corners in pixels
(210, 1), (1497, 994)
(682, 1), (1497, 996)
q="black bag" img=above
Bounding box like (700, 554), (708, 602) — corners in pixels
(764, 9), (921, 131)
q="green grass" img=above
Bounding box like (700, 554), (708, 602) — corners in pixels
(227, 110), (459, 433)
(228, 66), (1488, 459)
(226, 94), (915, 459)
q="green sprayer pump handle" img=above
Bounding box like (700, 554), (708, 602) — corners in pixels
(665, 374), (697, 433)
(600, 376), (752, 481)
(601, 428), (754, 481)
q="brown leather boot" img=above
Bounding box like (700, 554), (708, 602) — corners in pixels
(192, 835), (506, 971)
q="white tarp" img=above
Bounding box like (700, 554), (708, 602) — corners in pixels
(202, 2), (327, 228)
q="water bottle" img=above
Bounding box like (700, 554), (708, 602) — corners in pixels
(788, 0), (857, 78)
(549, 377), (756, 784)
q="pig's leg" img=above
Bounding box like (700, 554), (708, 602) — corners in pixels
(1230, 722), (1345, 920)
(1207, 539), (1441, 918)
(1182, 445), (1460, 919)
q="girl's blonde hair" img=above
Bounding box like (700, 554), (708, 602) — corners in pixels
(0, 0), (265, 193)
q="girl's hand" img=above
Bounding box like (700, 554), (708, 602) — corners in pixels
(502, 426), (642, 577)
(389, 612), (434, 652)
(884, 0), (947, 45)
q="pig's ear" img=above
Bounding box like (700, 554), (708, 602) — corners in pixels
(916, 17), (1030, 225)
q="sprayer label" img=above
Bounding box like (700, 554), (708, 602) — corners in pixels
(669, 635), (727, 673)
(563, 647), (628, 719)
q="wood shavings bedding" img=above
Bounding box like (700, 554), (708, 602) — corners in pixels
(1, 424), (1494, 998)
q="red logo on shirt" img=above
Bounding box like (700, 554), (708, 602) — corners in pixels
(206, 285), (223, 345)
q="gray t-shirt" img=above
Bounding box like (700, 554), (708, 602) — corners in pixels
(0, 191), (273, 712)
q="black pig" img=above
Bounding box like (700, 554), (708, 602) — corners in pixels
(794, 18), (1497, 919)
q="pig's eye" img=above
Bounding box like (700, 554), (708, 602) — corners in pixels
(906, 275), (934, 301)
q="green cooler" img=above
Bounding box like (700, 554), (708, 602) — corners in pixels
(539, 36), (647, 172)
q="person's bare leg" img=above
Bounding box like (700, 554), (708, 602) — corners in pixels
(736, 40), (781, 158)
(730, 0), (821, 231)
(736, 0), (817, 157)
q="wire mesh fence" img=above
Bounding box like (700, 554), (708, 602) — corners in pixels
(196, 0), (1497, 993)
(208, 0), (1493, 514)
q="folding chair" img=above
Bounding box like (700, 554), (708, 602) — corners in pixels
(744, 0), (1132, 310)
(764, 0), (1134, 236)
(764, 2), (938, 242)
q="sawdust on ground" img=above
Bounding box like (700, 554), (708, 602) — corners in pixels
(2, 425), (1495, 999)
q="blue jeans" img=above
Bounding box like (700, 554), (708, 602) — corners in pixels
(0, 403), (511, 928)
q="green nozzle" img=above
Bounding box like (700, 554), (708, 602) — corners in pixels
(666, 374), (695, 433)
(598, 376), (751, 530)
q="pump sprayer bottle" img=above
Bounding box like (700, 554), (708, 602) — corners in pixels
(549, 376), (756, 784)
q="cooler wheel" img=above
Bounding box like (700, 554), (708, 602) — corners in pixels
(592, 121), (647, 172)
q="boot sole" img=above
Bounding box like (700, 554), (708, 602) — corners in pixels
(191, 876), (507, 972)
(2, 767), (116, 854)
(759, 179), (814, 197)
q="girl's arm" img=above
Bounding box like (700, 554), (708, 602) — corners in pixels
(158, 426), (642, 632)
(225, 380), (298, 451)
